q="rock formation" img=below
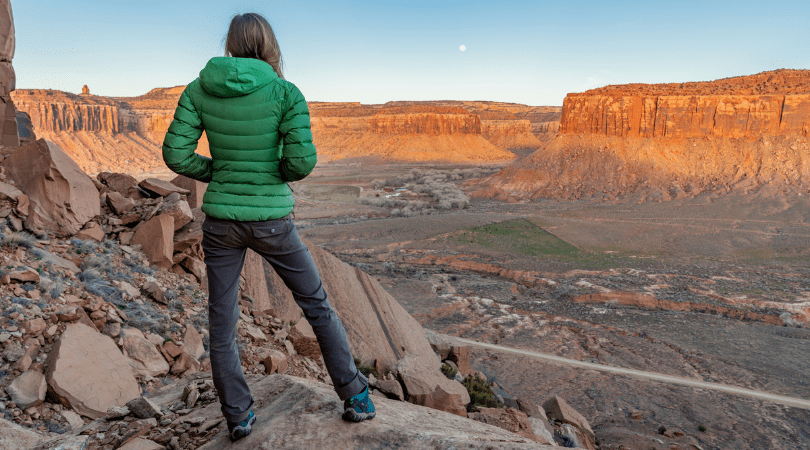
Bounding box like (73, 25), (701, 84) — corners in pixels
(81, 85), (89, 95)
(560, 69), (810, 139)
(475, 70), (810, 201)
(13, 87), (563, 173)
(0, 0), (18, 148)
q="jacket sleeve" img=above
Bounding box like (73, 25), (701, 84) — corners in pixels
(278, 84), (317, 182)
(162, 86), (213, 183)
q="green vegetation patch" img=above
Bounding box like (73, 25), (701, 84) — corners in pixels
(462, 374), (499, 408)
(297, 184), (361, 203)
(449, 218), (582, 258)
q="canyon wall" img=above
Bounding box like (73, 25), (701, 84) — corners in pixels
(560, 69), (810, 139)
(0, 0), (18, 147)
(475, 70), (810, 201)
(15, 92), (564, 172)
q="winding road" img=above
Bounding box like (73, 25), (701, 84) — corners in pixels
(442, 334), (810, 411)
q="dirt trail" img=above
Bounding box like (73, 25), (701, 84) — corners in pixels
(441, 334), (810, 411)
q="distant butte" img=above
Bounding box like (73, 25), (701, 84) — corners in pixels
(474, 70), (810, 202)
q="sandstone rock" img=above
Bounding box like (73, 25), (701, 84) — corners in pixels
(0, 180), (22, 201)
(132, 214), (174, 269)
(197, 374), (550, 449)
(1, 139), (100, 235)
(183, 325), (205, 361)
(0, 416), (48, 449)
(96, 172), (145, 199)
(171, 351), (199, 375)
(143, 281), (166, 304)
(75, 221), (104, 241)
(289, 319), (321, 359)
(259, 349), (288, 374)
(122, 328), (170, 378)
(393, 353), (470, 417)
(7, 268), (40, 283)
(45, 322), (141, 419)
(139, 178), (190, 198)
(425, 330), (453, 360)
(7, 370), (47, 409)
(543, 396), (594, 440)
(560, 423), (596, 450)
(60, 409), (84, 430)
(173, 208), (203, 253)
(371, 378), (404, 401)
(3, 340), (24, 361)
(162, 341), (182, 358)
(106, 405), (131, 420)
(106, 190), (136, 215)
(180, 256), (205, 282)
(244, 324), (267, 343)
(15, 193), (29, 215)
(448, 345), (472, 376)
(118, 437), (164, 450)
(126, 396), (162, 419)
(529, 418), (556, 446)
(170, 175), (207, 209)
(468, 407), (545, 444)
(158, 194), (193, 231)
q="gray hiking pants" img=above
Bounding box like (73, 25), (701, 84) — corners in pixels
(201, 214), (367, 423)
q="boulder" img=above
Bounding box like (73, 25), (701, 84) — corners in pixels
(157, 193), (193, 231)
(173, 208), (203, 253)
(0, 417), (48, 449)
(75, 221), (104, 242)
(183, 325), (205, 361)
(126, 396), (162, 419)
(118, 438), (164, 450)
(45, 322), (141, 419)
(131, 214), (174, 269)
(170, 175), (207, 209)
(468, 407), (546, 444)
(542, 396), (594, 440)
(0, 139), (99, 236)
(393, 353), (470, 417)
(17, 110), (37, 145)
(289, 319), (321, 359)
(106, 190), (136, 215)
(171, 351), (200, 374)
(139, 178), (190, 198)
(0, 180), (22, 201)
(197, 375), (551, 449)
(59, 409), (84, 430)
(7, 370), (47, 409)
(258, 349), (288, 374)
(371, 378), (404, 401)
(180, 256), (205, 282)
(96, 172), (145, 199)
(122, 328), (170, 378)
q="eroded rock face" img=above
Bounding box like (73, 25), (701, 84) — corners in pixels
(197, 375), (550, 449)
(45, 323), (140, 419)
(0, 0), (18, 148)
(560, 69), (810, 139)
(1, 139), (99, 235)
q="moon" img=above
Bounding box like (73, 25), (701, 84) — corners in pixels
(459, 45), (466, 52)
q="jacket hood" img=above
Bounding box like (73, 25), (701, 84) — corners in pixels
(199, 57), (277, 98)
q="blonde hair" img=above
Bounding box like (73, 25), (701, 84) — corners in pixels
(225, 13), (284, 79)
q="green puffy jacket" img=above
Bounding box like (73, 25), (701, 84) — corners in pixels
(162, 57), (316, 221)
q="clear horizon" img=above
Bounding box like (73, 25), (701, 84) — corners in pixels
(13, 0), (810, 106)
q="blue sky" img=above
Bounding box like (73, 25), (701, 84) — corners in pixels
(12, 0), (810, 105)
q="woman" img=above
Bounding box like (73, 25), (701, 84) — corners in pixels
(162, 13), (375, 441)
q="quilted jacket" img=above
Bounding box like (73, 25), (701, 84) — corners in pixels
(162, 57), (316, 221)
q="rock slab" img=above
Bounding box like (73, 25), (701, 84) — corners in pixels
(198, 374), (553, 449)
(45, 322), (141, 419)
(1, 139), (100, 235)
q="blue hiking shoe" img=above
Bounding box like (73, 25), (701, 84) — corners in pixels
(227, 410), (256, 441)
(342, 386), (376, 422)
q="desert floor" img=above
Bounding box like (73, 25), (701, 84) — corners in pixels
(289, 161), (810, 450)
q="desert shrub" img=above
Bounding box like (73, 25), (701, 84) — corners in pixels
(125, 301), (169, 335)
(123, 258), (154, 275)
(1, 232), (36, 249)
(28, 247), (47, 259)
(441, 363), (458, 380)
(370, 179), (385, 189)
(462, 374), (499, 408)
(47, 275), (67, 299)
(79, 268), (103, 284)
(71, 238), (98, 255)
(353, 356), (379, 379)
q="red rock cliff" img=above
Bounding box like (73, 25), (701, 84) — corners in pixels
(560, 70), (810, 139)
(0, 0), (18, 147)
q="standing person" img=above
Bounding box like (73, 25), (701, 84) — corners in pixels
(162, 13), (375, 441)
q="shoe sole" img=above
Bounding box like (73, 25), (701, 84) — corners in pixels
(342, 409), (376, 422)
(229, 413), (257, 441)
